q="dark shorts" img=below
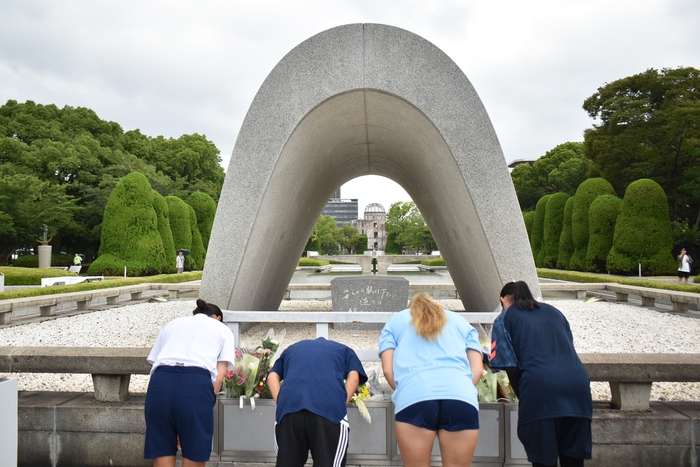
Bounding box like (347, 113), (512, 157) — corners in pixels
(517, 417), (592, 465)
(144, 366), (216, 462)
(395, 399), (479, 431)
(275, 410), (349, 467)
(678, 270), (690, 278)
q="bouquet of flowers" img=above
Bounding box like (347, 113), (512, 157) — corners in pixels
(224, 328), (285, 402)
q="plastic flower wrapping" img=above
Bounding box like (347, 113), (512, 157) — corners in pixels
(223, 328), (286, 406)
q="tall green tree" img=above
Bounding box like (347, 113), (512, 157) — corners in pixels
(313, 215), (340, 255)
(511, 142), (590, 211)
(0, 99), (225, 262)
(338, 224), (362, 254)
(386, 201), (436, 253)
(583, 67), (700, 223)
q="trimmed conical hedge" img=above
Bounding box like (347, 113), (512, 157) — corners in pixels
(569, 178), (616, 271)
(542, 193), (569, 268)
(530, 195), (551, 267)
(187, 204), (206, 270)
(557, 197), (575, 270)
(523, 211), (536, 239)
(88, 172), (166, 276)
(586, 195), (621, 273)
(166, 195), (192, 269)
(607, 179), (676, 275)
(187, 191), (217, 249)
(152, 190), (176, 274)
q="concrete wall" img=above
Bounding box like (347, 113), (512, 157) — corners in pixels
(16, 393), (700, 466)
(201, 24), (538, 314)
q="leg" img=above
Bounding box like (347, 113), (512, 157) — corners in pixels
(396, 421), (437, 467)
(307, 413), (349, 467)
(181, 459), (206, 467)
(436, 429), (479, 467)
(275, 412), (310, 467)
(152, 456), (176, 467)
(559, 454), (584, 467)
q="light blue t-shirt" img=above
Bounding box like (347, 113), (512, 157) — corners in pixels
(379, 309), (481, 413)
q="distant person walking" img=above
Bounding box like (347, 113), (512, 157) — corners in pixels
(677, 248), (693, 284)
(144, 299), (236, 467)
(492, 281), (592, 467)
(176, 250), (185, 273)
(379, 293), (483, 467)
(73, 253), (82, 266)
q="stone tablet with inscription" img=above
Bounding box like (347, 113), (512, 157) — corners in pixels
(331, 276), (409, 330)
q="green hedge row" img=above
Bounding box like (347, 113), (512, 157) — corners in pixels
(0, 271), (203, 300)
(536, 268), (699, 292)
(298, 258), (330, 266)
(421, 258), (446, 266)
(0, 267), (78, 285)
(12, 255), (76, 268)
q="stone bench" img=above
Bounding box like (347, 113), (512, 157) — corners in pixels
(0, 284), (155, 324)
(605, 283), (700, 312)
(0, 346), (151, 402)
(581, 353), (700, 410)
(539, 282), (609, 299)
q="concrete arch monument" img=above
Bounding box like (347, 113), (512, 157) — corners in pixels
(201, 23), (539, 312)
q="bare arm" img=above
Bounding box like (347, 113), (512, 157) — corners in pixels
(380, 349), (396, 390)
(467, 349), (484, 386)
(214, 361), (228, 394)
(345, 370), (360, 404)
(267, 372), (282, 403)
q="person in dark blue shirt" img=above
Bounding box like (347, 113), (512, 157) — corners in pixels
(267, 338), (367, 467)
(498, 281), (592, 467)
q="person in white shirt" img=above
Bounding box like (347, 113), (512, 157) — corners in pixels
(144, 299), (236, 467)
(677, 248), (693, 284)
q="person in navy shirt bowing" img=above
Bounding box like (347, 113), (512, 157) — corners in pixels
(497, 281), (592, 467)
(267, 337), (367, 467)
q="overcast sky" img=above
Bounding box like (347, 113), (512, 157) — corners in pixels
(1, 0), (698, 214)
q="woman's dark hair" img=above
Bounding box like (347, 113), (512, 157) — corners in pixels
(500, 281), (540, 310)
(193, 299), (223, 320)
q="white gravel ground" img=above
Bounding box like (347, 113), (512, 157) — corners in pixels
(1, 298), (699, 402)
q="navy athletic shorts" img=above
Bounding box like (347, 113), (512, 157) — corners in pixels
(144, 366), (216, 462)
(395, 399), (479, 431)
(517, 417), (592, 465)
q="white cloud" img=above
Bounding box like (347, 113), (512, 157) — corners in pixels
(1, 0), (698, 212)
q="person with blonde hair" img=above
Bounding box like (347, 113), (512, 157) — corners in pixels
(379, 293), (483, 467)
